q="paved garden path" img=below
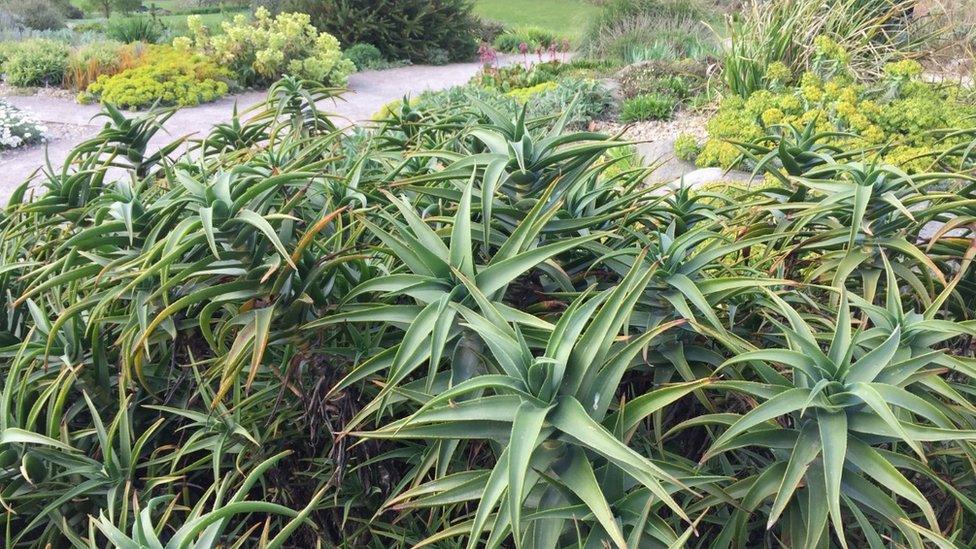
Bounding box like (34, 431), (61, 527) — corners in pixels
(0, 54), (749, 204)
(0, 58), (514, 201)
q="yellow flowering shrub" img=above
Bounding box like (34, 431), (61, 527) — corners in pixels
(674, 132), (700, 161)
(505, 82), (558, 104)
(79, 45), (230, 110)
(371, 96), (420, 121)
(698, 47), (976, 172)
(178, 9), (355, 87)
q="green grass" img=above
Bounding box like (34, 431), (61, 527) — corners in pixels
(69, 11), (243, 33)
(145, 0), (193, 11)
(68, 0), (245, 30)
(159, 11), (241, 27)
(473, 0), (600, 39)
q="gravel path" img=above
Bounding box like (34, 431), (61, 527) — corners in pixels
(0, 58), (511, 201)
(0, 54), (747, 203)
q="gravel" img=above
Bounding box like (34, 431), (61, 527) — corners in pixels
(0, 83), (75, 100)
(593, 109), (709, 144)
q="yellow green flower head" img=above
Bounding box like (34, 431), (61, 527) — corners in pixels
(697, 35), (976, 174)
(883, 59), (923, 79)
(505, 82), (558, 104)
(764, 62), (792, 84)
(813, 36), (849, 64)
(761, 107), (785, 126)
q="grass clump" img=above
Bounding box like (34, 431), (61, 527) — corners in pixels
(493, 25), (565, 52)
(105, 15), (166, 43)
(580, 0), (716, 64)
(723, 0), (940, 98)
(620, 92), (677, 121)
(63, 40), (145, 90)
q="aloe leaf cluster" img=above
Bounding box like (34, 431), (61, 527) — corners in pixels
(0, 77), (975, 547)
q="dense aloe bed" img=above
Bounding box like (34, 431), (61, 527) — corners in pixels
(1, 77), (975, 547)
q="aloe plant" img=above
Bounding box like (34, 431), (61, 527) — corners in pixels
(1, 78), (975, 547)
(691, 266), (976, 547)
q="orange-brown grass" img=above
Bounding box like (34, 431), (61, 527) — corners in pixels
(63, 43), (148, 91)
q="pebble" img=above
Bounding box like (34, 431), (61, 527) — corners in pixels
(594, 109), (710, 144)
(0, 83), (75, 100)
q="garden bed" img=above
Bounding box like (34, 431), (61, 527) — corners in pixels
(2, 0), (976, 547)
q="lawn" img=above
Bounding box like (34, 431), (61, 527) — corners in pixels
(69, 10), (244, 32)
(68, 0), (246, 30)
(157, 10), (242, 28)
(473, 0), (600, 39)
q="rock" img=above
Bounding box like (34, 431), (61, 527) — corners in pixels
(673, 167), (727, 186)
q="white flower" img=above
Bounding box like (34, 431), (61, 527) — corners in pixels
(0, 101), (46, 150)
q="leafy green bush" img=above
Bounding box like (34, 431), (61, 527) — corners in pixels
(175, 9), (354, 87)
(1, 0), (65, 30)
(698, 53), (976, 171)
(80, 44), (230, 108)
(493, 25), (563, 53)
(105, 15), (166, 43)
(504, 80), (557, 103)
(560, 56), (622, 75)
(424, 46), (450, 66)
(70, 21), (107, 33)
(0, 40), (12, 69)
(1, 37), (69, 86)
(343, 42), (382, 70)
(280, 0), (480, 64)
(620, 92), (677, 121)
